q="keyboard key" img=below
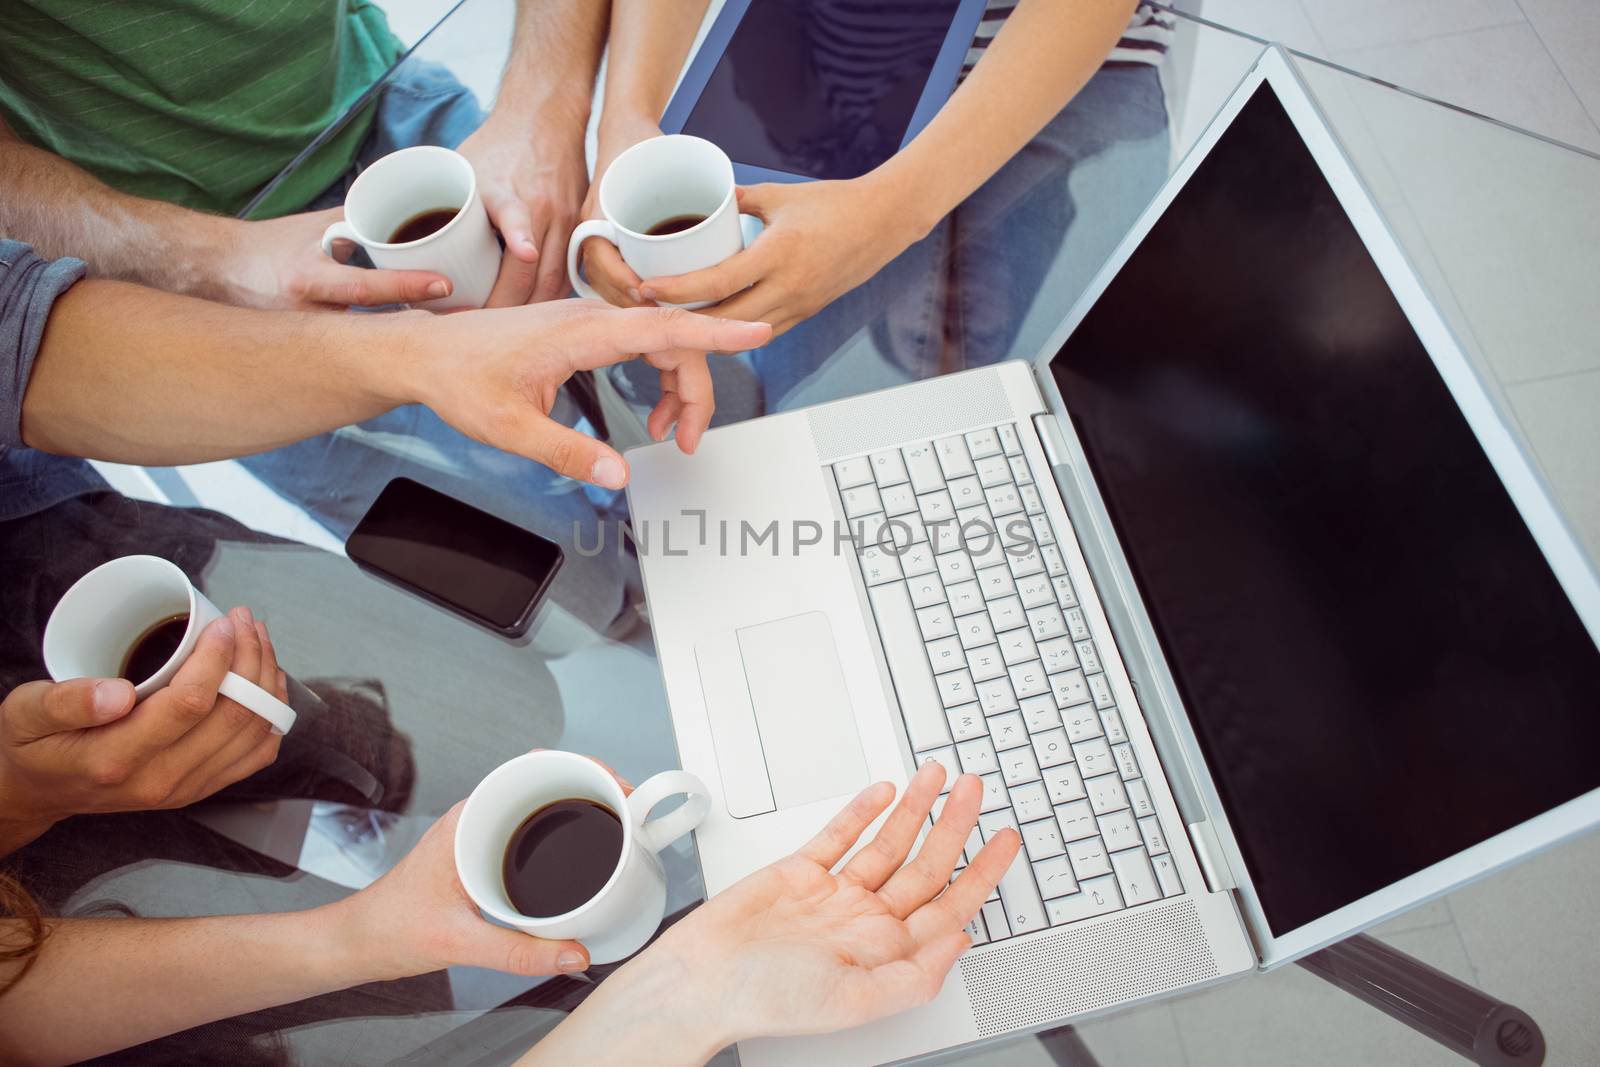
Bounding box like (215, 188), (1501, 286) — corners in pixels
(858, 545), (901, 585)
(1008, 661), (1048, 699)
(998, 423), (1022, 455)
(1152, 852), (1183, 897)
(1065, 608), (1091, 642)
(1075, 738), (1115, 779)
(1017, 574), (1054, 609)
(1089, 673), (1114, 709)
(999, 628), (1038, 665)
(852, 512), (892, 549)
(947, 704), (987, 742)
(965, 825), (984, 863)
(1029, 514), (1053, 546)
(937, 550), (975, 585)
(947, 580), (984, 616)
(902, 442), (944, 494)
(867, 583), (952, 750)
(1042, 543), (1068, 576)
(969, 538), (1006, 571)
(975, 454), (1011, 487)
(1075, 639), (1102, 674)
(980, 772), (1010, 812)
(916, 604), (955, 640)
(988, 595), (1027, 633)
(1007, 546), (1044, 577)
(841, 482), (882, 518)
(1031, 727), (1072, 768)
(1126, 778), (1155, 818)
(1027, 604), (1067, 641)
(888, 512), (929, 548)
(1063, 706), (1104, 744)
(1114, 743), (1140, 780)
(982, 899), (1011, 939)
(833, 456), (873, 489)
(966, 644), (1006, 682)
(957, 737), (999, 776)
(1066, 837), (1112, 880)
(986, 484), (1022, 517)
(935, 435), (976, 479)
(1051, 669), (1091, 709)
(1139, 816), (1169, 856)
(1022, 817), (1066, 861)
(907, 574), (945, 609)
(937, 670), (975, 708)
(1039, 637), (1078, 673)
(979, 807), (1020, 840)
(1111, 847), (1161, 906)
(1100, 705), (1128, 744)
(1033, 855), (1078, 899)
(1055, 799), (1097, 841)
(919, 745), (959, 783)
(881, 483), (917, 517)
(1043, 762), (1086, 804)
(976, 566), (1016, 601)
(927, 516), (961, 554)
(1009, 455), (1032, 485)
(966, 912), (988, 945)
(958, 611), (996, 648)
(1020, 694), (1061, 733)
(988, 710), (1027, 750)
(997, 849), (1048, 935)
(1004, 748), (1043, 790)
(1085, 773), (1129, 816)
(926, 635), (966, 673)
(966, 428), (1002, 458)
(948, 475), (984, 508)
(1010, 780), (1050, 819)
(1052, 575), (1078, 607)
(1020, 484), (1045, 515)
(919, 491), (955, 523)
(870, 449), (909, 488)
(897, 541), (936, 578)
(1099, 810), (1141, 852)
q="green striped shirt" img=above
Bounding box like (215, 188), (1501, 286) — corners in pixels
(0, 1), (405, 219)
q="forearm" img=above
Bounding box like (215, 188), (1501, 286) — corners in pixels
(0, 123), (242, 300)
(20, 280), (426, 464)
(0, 900), (382, 1066)
(491, 0), (609, 138)
(874, 0), (1139, 238)
(599, 0), (711, 130)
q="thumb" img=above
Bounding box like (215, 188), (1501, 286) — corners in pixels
(490, 197), (539, 264)
(474, 924), (591, 976)
(5, 678), (136, 743)
(510, 416), (630, 490)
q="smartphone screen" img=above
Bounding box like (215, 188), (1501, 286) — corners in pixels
(346, 478), (563, 636)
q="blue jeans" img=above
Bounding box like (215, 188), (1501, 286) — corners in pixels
(752, 63), (1170, 409)
(234, 61), (628, 632)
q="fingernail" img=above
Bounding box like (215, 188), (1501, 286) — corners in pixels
(627, 287), (641, 303)
(557, 950), (587, 972)
(93, 680), (128, 719)
(591, 455), (626, 489)
(427, 280), (450, 299)
(638, 286), (656, 300)
(214, 617), (235, 639)
(236, 606), (253, 625)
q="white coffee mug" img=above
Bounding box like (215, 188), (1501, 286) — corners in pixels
(455, 750), (710, 963)
(42, 555), (297, 735)
(320, 145), (500, 311)
(567, 135), (754, 309)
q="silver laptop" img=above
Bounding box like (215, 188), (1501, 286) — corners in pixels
(625, 48), (1600, 1066)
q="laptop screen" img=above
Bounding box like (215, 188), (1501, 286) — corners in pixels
(679, 0), (964, 180)
(1049, 84), (1600, 936)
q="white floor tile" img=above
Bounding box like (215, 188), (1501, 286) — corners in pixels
(1519, 0), (1600, 135)
(1508, 370), (1600, 560)
(1300, 0), (1523, 53)
(1329, 22), (1600, 151)
(1188, 0), (1328, 52)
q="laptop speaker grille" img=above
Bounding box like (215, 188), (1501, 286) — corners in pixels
(959, 900), (1217, 1037)
(806, 370), (1013, 462)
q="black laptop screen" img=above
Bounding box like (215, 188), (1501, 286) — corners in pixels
(679, 0), (963, 180)
(1050, 84), (1600, 937)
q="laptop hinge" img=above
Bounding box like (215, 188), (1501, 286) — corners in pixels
(1031, 413), (1069, 468)
(1186, 819), (1236, 893)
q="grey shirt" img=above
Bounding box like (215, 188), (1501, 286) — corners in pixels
(0, 240), (106, 521)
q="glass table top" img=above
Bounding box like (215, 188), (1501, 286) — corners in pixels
(79, 1), (1600, 1063)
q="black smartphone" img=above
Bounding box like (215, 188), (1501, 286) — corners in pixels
(346, 478), (563, 638)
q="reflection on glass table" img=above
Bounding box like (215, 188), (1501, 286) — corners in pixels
(69, 0), (1599, 1064)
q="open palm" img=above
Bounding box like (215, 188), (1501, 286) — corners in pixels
(653, 764), (1020, 1043)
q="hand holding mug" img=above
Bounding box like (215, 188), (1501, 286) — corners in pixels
(0, 608), (286, 854)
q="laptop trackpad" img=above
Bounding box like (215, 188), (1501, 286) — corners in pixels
(697, 613), (869, 817)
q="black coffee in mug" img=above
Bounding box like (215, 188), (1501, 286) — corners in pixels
(503, 798), (624, 917)
(644, 213), (707, 237)
(120, 613), (189, 684)
(388, 207), (459, 244)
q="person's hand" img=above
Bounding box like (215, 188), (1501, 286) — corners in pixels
(335, 757), (633, 981)
(576, 114), (665, 309)
(392, 301), (773, 485)
(216, 208), (456, 311)
(0, 609), (286, 854)
(458, 108), (589, 306)
(636, 176), (927, 338)
(526, 763), (1019, 1063)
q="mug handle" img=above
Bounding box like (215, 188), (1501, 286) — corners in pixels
(217, 672), (298, 735)
(567, 218), (619, 301)
(320, 219), (362, 259)
(627, 770), (711, 854)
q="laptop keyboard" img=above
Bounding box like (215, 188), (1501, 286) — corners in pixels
(829, 422), (1183, 945)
